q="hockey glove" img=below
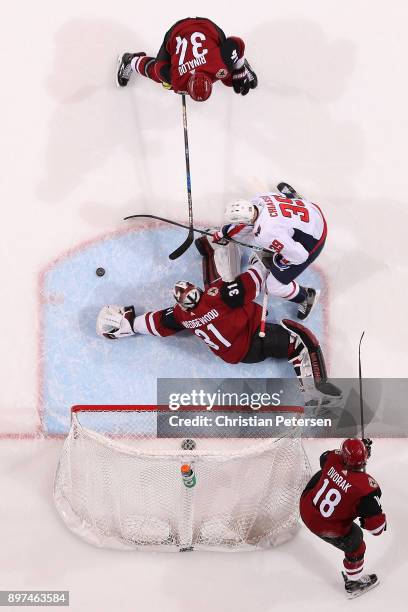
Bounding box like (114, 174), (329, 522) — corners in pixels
(363, 438), (373, 458)
(96, 305), (136, 339)
(232, 60), (258, 96)
(212, 229), (230, 245)
(273, 253), (291, 271)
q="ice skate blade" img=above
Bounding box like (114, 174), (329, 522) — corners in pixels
(346, 577), (380, 599)
(116, 54), (130, 88)
(298, 289), (320, 321)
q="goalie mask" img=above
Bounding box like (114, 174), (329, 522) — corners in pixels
(173, 281), (203, 310)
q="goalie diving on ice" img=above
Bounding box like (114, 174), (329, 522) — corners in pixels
(96, 237), (341, 407)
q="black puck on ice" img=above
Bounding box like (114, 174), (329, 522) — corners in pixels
(96, 267), (105, 277)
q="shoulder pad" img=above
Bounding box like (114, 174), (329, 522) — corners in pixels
(220, 278), (245, 308)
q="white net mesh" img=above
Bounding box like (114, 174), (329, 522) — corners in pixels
(54, 408), (311, 551)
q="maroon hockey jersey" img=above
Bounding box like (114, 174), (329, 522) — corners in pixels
(155, 18), (245, 93)
(300, 450), (386, 538)
(135, 265), (265, 364)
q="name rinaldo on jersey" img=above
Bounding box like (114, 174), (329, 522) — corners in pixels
(135, 263), (267, 364)
(157, 18), (245, 93)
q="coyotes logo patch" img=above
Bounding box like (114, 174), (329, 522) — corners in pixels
(216, 68), (228, 79)
(368, 477), (378, 488)
(207, 287), (219, 296)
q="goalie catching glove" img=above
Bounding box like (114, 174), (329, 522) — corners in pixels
(96, 305), (136, 339)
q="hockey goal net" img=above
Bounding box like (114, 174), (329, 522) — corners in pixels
(54, 405), (311, 551)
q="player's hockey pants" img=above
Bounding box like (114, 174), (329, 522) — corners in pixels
(241, 323), (289, 363)
(264, 235), (326, 299)
(317, 523), (364, 554)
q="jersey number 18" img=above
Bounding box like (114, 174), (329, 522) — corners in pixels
(313, 478), (342, 518)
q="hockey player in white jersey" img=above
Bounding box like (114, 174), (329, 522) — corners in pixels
(211, 183), (327, 320)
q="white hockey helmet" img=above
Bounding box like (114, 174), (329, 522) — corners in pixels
(224, 200), (258, 224)
(173, 281), (203, 310)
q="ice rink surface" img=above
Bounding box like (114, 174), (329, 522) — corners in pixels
(1, 0), (408, 610)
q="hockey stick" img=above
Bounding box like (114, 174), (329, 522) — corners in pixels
(258, 277), (269, 337)
(358, 331), (365, 440)
(168, 94), (194, 260)
(123, 213), (275, 256)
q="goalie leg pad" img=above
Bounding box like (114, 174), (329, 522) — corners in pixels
(198, 232), (241, 286)
(96, 305), (136, 339)
(280, 319), (343, 406)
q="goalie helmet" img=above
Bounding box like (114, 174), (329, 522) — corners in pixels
(341, 438), (368, 470)
(173, 281), (203, 310)
(224, 200), (258, 224)
(187, 72), (212, 102)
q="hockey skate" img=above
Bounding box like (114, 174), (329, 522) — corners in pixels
(306, 379), (344, 412)
(277, 182), (299, 199)
(342, 572), (380, 599)
(297, 287), (320, 321)
(116, 52), (146, 87)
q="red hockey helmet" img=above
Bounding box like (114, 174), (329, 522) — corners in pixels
(187, 72), (212, 102)
(341, 439), (368, 469)
(173, 281), (203, 310)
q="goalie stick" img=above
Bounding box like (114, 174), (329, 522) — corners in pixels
(169, 94), (194, 260)
(123, 213), (276, 256)
(258, 276), (269, 338)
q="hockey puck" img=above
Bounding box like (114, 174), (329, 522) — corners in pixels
(181, 438), (196, 451)
(96, 267), (105, 277)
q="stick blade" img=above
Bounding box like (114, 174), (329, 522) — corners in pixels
(169, 230), (194, 260)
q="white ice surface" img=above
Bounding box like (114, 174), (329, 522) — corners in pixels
(1, 0), (408, 609)
(1, 438), (406, 612)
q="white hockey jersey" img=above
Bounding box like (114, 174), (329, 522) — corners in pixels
(222, 192), (327, 265)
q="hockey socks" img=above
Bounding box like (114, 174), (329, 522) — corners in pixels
(131, 55), (161, 83)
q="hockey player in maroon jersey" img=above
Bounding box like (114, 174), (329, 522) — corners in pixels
(116, 17), (257, 101)
(300, 438), (386, 599)
(96, 239), (341, 405)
